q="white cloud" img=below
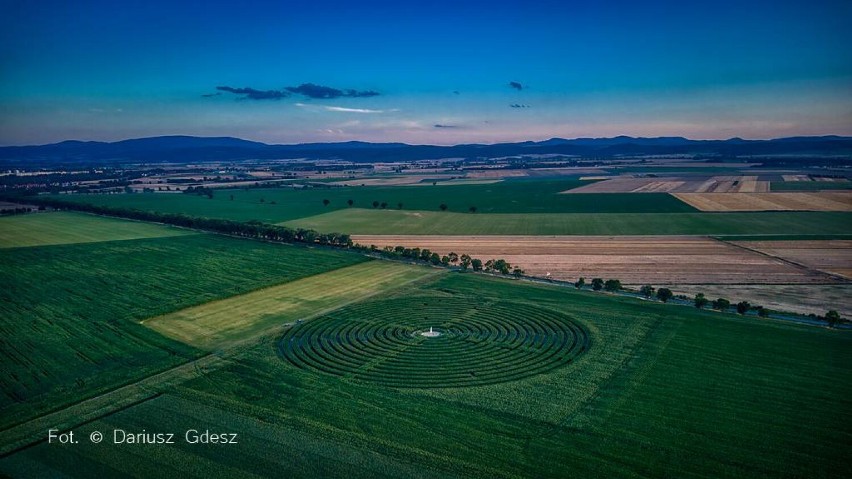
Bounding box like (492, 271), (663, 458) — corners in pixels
(324, 106), (385, 113)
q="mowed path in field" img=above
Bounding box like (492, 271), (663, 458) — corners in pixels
(352, 235), (845, 285)
(0, 211), (194, 248)
(144, 261), (440, 349)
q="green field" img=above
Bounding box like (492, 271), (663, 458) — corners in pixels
(0, 234), (366, 429)
(3, 273), (850, 478)
(0, 211), (194, 248)
(53, 179), (696, 223)
(284, 208), (852, 235)
(146, 261), (438, 349)
(770, 181), (852, 191)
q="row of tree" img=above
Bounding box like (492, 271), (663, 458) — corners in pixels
(578, 278), (844, 327)
(17, 196), (352, 247)
(10, 195), (522, 278)
(322, 199), (478, 213)
(353, 243), (524, 277)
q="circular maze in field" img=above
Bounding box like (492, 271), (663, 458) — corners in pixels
(277, 296), (590, 388)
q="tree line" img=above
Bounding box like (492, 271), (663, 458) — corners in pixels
(573, 277), (845, 327)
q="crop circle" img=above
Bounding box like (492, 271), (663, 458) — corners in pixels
(277, 296), (589, 388)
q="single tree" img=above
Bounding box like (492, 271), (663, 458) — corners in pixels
(756, 306), (769, 318)
(574, 277), (585, 289)
(712, 298), (730, 311)
(397, 202), (403, 209)
(471, 258), (483, 271)
(229, 194), (234, 201)
(448, 252), (459, 264)
(260, 197), (265, 203)
(604, 279), (622, 292)
(591, 278), (604, 291)
(439, 203), (448, 211)
(372, 200), (379, 208)
(441, 255), (450, 266)
(380, 202), (388, 209)
(656, 288), (673, 303)
(694, 293), (709, 309)
(640, 284), (655, 298)
(347, 199), (354, 207)
(512, 267), (524, 277)
(430, 252), (441, 265)
(460, 254), (472, 270)
(322, 199), (330, 206)
(825, 310), (841, 327)
(469, 206), (477, 213)
(736, 301), (751, 315)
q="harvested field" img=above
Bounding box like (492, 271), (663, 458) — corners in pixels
(730, 240), (852, 279)
(464, 169), (529, 178)
(670, 284), (852, 318)
(566, 175), (770, 193)
(673, 192), (852, 211)
(351, 235), (842, 285)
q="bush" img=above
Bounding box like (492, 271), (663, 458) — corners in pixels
(656, 288), (673, 303)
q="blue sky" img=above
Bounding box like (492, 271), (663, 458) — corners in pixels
(1, 0), (850, 145)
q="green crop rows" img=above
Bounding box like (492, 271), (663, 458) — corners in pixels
(279, 296), (589, 388)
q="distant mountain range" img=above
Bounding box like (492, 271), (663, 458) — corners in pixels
(1, 135), (851, 165)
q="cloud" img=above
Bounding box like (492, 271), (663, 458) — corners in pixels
(201, 92), (221, 98)
(285, 83), (379, 99)
(215, 83), (380, 101)
(324, 106), (385, 113)
(434, 124), (460, 128)
(509, 81), (523, 90)
(510, 103), (530, 108)
(216, 86), (289, 100)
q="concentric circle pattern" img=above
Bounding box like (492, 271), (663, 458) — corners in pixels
(277, 296), (589, 388)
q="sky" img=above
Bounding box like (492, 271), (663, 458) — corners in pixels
(0, 0), (850, 146)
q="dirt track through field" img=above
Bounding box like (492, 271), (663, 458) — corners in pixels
(352, 235), (844, 285)
(728, 240), (852, 279)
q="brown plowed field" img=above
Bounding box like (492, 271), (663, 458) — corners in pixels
(672, 192), (852, 211)
(730, 240), (852, 279)
(564, 176), (770, 193)
(352, 235), (843, 285)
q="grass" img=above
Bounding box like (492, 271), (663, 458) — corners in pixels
(52, 179), (696, 223)
(284, 208), (852, 236)
(146, 261), (439, 349)
(0, 234), (366, 429)
(770, 181), (852, 191)
(0, 211), (194, 248)
(5, 273), (849, 478)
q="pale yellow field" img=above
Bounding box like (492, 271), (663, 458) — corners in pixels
(672, 192), (852, 211)
(144, 261), (440, 349)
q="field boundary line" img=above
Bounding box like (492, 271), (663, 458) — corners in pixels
(714, 238), (851, 283)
